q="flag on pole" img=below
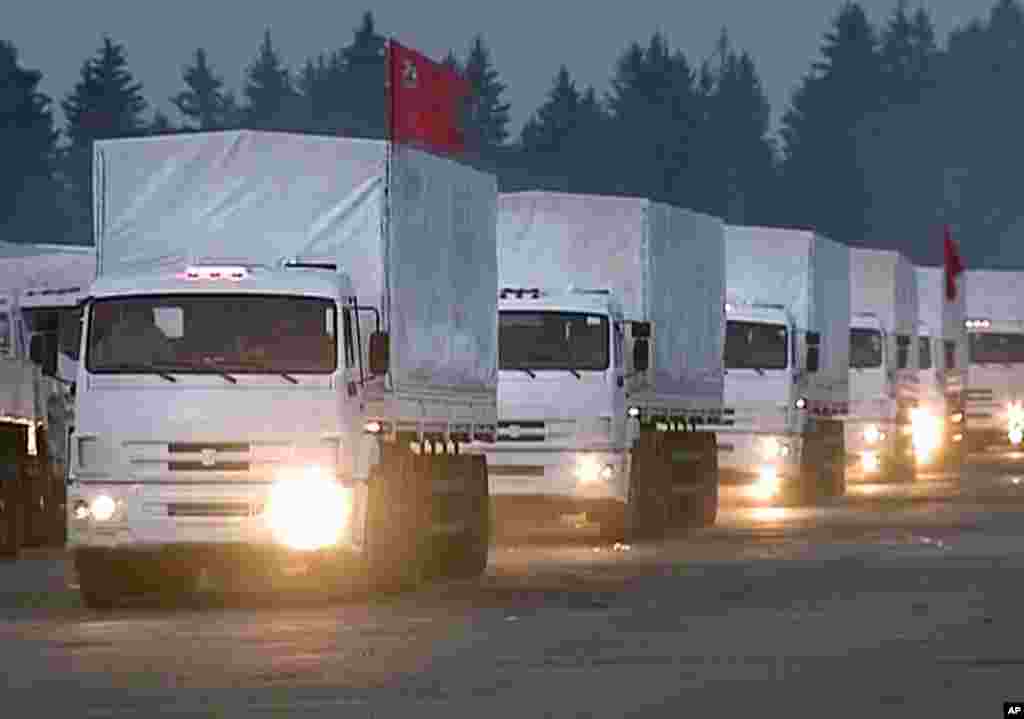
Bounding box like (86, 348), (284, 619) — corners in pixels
(386, 39), (468, 155)
(943, 224), (965, 302)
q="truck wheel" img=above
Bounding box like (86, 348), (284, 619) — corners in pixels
(437, 455), (490, 581)
(365, 450), (431, 593)
(74, 549), (121, 610)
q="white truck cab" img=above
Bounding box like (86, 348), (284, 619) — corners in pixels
(70, 264), (369, 555)
(490, 287), (629, 533)
(720, 301), (801, 500)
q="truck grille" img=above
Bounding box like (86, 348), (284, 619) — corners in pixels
(167, 502), (260, 517)
(497, 421), (547, 442)
(168, 442), (251, 472)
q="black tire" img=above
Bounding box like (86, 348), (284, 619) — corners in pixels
(436, 454), (490, 581)
(364, 449), (431, 594)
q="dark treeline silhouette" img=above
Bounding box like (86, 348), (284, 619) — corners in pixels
(2, 1), (1023, 267)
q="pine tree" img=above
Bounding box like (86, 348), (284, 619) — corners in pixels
(149, 110), (174, 135)
(779, 2), (882, 244)
(0, 40), (59, 229)
(521, 66), (579, 156)
(171, 48), (233, 130)
(242, 29), (301, 131)
(61, 36), (148, 222)
(606, 33), (700, 203)
(463, 35), (511, 157)
(339, 12), (386, 139)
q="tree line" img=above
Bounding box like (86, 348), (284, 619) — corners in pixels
(3, 1), (1024, 267)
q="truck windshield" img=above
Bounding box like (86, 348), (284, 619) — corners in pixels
(850, 328), (883, 369)
(969, 332), (1024, 364)
(499, 311), (609, 371)
(86, 295), (336, 375)
(0, 312), (10, 358)
(724, 320), (788, 370)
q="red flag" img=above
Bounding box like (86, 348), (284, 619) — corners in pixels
(387, 40), (468, 155)
(943, 224), (965, 301)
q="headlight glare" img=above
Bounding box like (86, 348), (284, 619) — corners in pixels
(89, 494), (117, 522)
(266, 466), (352, 551)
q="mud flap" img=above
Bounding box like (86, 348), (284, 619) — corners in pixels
(365, 446), (432, 593)
(626, 429), (670, 541)
(426, 453), (490, 582)
(797, 418), (845, 502)
(662, 432), (719, 529)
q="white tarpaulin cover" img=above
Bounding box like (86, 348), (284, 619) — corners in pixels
(851, 247), (919, 336)
(93, 131), (497, 393)
(0, 242), (95, 295)
(724, 225), (850, 390)
(498, 191), (724, 402)
(966, 269), (1024, 322)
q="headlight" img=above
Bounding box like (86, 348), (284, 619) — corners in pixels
(861, 451), (879, 473)
(863, 424), (881, 444)
(89, 494), (117, 522)
(266, 466), (352, 551)
(750, 465), (781, 501)
(576, 455), (613, 484)
(1008, 403), (1024, 445)
(761, 437), (790, 459)
(910, 408), (942, 462)
(72, 500), (90, 520)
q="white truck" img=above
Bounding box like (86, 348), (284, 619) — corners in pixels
(847, 248), (920, 481)
(490, 191), (725, 540)
(914, 265), (967, 468)
(964, 269), (1024, 455)
(0, 242), (95, 464)
(719, 226), (849, 504)
(67, 131), (498, 608)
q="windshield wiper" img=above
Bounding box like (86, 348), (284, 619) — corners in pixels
(515, 368), (536, 378)
(199, 358), (237, 385)
(227, 360), (300, 384)
(102, 363), (177, 383)
(566, 369), (582, 379)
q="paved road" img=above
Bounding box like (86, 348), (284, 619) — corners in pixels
(4, 462), (1024, 717)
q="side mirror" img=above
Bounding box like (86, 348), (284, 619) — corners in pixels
(631, 321), (651, 339)
(633, 338), (650, 373)
(368, 331), (389, 376)
(806, 346), (820, 373)
(30, 333), (57, 377)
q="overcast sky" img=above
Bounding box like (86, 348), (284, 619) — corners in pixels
(9, 0), (998, 137)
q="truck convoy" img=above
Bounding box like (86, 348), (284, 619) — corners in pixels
(718, 226), (850, 503)
(914, 265), (967, 468)
(964, 269), (1024, 455)
(847, 248), (920, 482)
(66, 131), (499, 607)
(489, 191), (725, 540)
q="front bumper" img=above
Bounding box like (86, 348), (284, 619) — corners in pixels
(716, 431), (800, 500)
(484, 447), (629, 504)
(67, 480), (362, 553)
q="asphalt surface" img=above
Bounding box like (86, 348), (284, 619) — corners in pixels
(5, 461), (1024, 717)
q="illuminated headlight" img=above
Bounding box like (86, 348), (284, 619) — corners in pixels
(863, 424), (881, 445)
(72, 500), (90, 521)
(1008, 403), (1024, 445)
(861, 451), (879, 473)
(761, 437), (790, 459)
(910, 408), (942, 462)
(951, 412), (964, 424)
(89, 494), (117, 522)
(794, 397), (807, 410)
(575, 455), (613, 484)
(627, 407), (640, 418)
(266, 466), (352, 551)
(750, 465), (781, 501)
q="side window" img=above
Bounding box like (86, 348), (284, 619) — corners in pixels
(342, 307), (355, 368)
(58, 308), (83, 360)
(613, 321), (624, 369)
(896, 335), (910, 369)
(944, 340), (957, 370)
(918, 336), (932, 370)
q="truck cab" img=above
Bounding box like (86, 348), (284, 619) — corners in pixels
(964, 317), (1024, 454)
(488, 287), (630, 534)
(847, 312), (912, 477)
(68, 263), (373, 582)
(719, 301), (801, 500)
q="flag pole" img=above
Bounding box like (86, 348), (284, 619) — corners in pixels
(382, 37), (393, 338)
